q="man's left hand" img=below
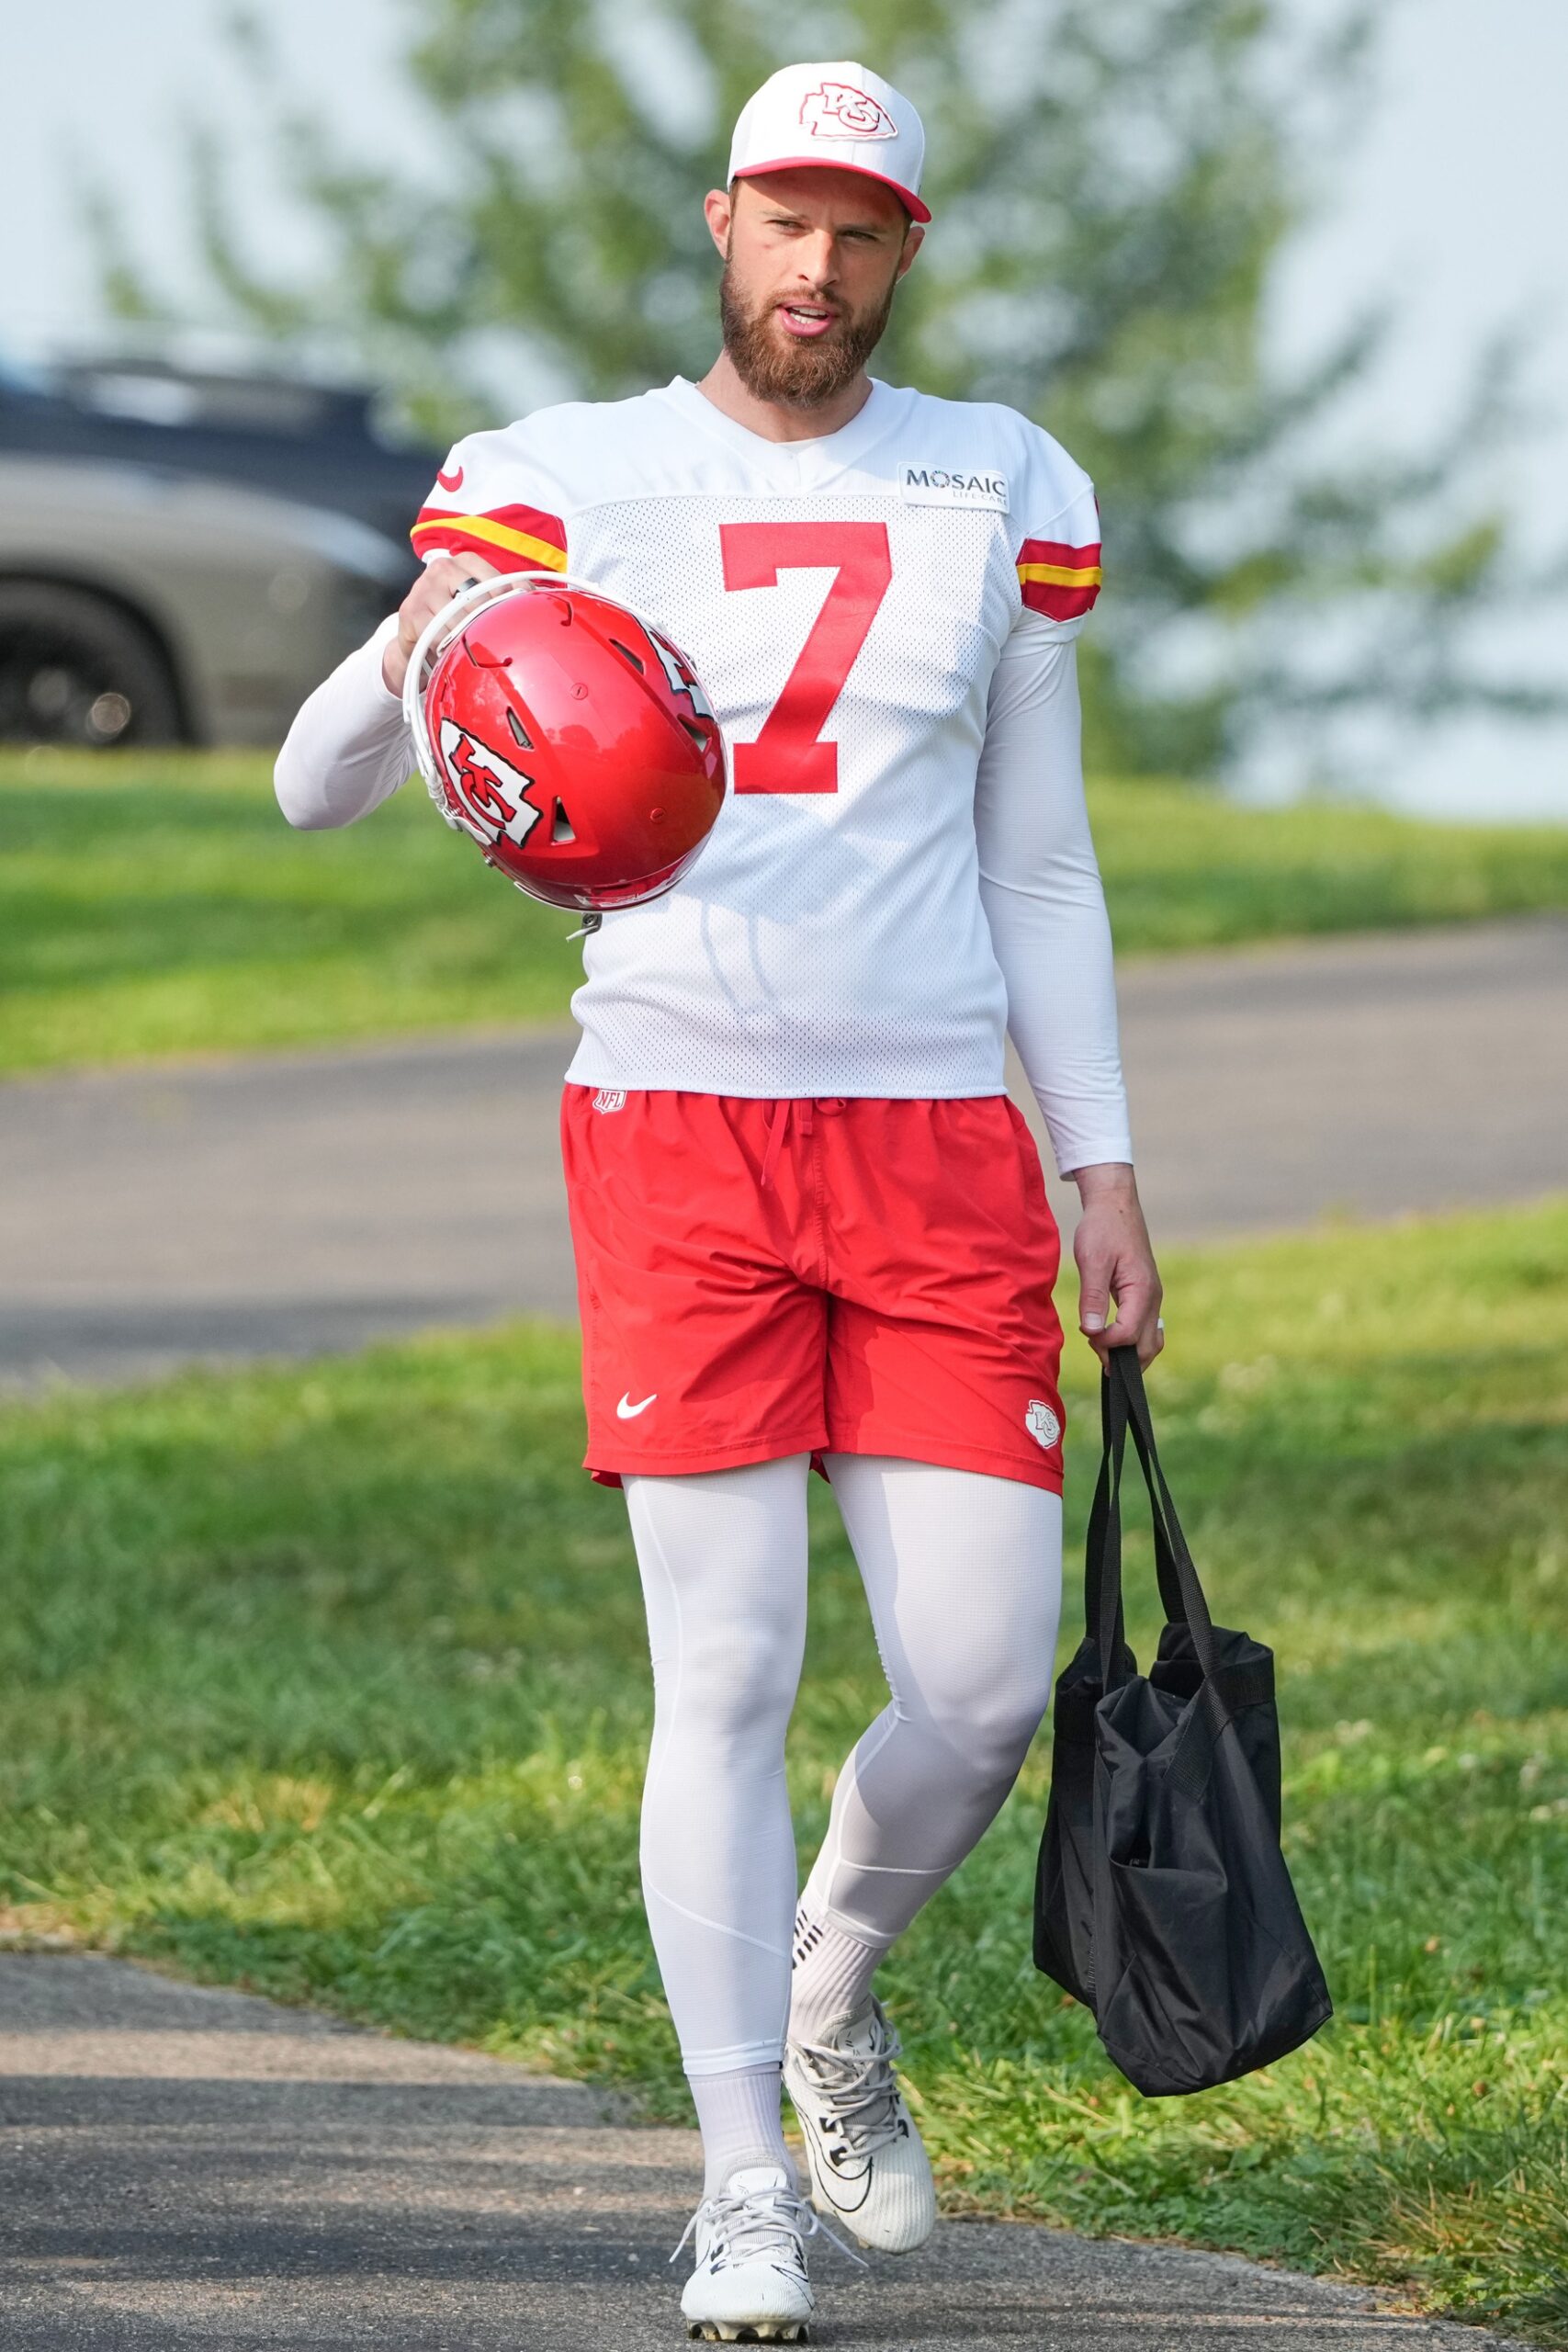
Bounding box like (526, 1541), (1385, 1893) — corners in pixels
(1071, 1163), (1164, 1370)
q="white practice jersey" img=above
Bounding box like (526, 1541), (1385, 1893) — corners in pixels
(408, 377), (1106, 1106)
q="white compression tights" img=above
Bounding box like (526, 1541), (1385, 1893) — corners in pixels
(624, 1453), (1064, 2078)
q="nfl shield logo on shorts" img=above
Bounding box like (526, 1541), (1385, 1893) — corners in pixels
(1025, 1398), (1061, 1450)
(592, 1088), (627, 1114)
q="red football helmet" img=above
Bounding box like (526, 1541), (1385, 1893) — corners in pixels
(404, 572), (727, 911)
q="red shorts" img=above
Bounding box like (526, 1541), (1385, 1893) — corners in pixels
(560, 1087), (1066, 1494)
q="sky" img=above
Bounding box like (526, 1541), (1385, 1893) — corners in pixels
(4, 0), (1564, 818)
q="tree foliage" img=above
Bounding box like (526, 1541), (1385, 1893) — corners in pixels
(107, 0), (1549, 779)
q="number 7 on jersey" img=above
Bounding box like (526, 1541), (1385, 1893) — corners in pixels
(719, 521), (892, 794)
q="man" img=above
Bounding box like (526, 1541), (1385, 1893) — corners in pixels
(276, 57), (1162, 2345)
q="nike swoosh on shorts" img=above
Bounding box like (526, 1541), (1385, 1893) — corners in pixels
(616, 1393), (657, 1419)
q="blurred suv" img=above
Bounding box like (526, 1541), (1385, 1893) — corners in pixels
(0, 355), (434, 747)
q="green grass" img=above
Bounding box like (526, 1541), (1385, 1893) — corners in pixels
(4, 750), (1568, 1076)
(4, 1204), (1567, 2338)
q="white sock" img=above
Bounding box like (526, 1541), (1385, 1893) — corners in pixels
(789, 1901), (886, 2047)
(688, 2063), (793, 2194)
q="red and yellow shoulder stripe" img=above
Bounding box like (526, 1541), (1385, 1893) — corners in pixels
(411, 500), (568, 574)
(1016, 536), (1102, 622)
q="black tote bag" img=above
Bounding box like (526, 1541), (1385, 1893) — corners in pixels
(1033, 1348), (1332, 2096)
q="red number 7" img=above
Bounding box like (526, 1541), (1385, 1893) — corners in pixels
(719, 520), (892, 794)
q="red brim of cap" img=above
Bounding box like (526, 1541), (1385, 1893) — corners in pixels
(733, 158), (931, 225)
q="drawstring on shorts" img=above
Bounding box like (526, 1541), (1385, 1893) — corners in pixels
(760, 1099), (797, 1190)
(759, 1098), (844, 1189)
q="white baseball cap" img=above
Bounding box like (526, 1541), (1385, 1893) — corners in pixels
(728, 61), (931, 225)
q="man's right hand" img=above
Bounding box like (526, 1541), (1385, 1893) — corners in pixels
(382, 553), (502, 696)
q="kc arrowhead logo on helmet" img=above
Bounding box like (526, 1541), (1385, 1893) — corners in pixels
(436, 721), (544, 855)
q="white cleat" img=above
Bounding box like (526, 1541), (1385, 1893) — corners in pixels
(784, 2000), (938, 2255)
(674, 2162), (828, 2343)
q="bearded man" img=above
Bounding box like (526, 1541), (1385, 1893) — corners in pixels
(276, 59), (1163, 2345)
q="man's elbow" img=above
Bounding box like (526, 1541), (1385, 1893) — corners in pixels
(273, 744), (334, 831)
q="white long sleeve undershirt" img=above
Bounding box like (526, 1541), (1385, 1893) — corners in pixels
(975, 611), (1133, 1172)
(273, 615), (408, 831)
(274, 608), (1133, 1174)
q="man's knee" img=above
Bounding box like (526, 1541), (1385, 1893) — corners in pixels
(920, 1655), (1055, 1789)
(658, 1610), (802, 1755)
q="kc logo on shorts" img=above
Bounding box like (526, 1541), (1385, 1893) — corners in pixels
(1025, 1399), (1062, 1450)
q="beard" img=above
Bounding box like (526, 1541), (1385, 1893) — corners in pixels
(718, 259), (897, 408)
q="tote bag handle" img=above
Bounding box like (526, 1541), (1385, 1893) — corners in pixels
(1090, 1350), (1221, 1690)
(1082, 1363), (1190, 1658)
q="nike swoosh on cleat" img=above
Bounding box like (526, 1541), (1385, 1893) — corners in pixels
(435, 465), (464, 491)
(616, 1392), (658, 1419)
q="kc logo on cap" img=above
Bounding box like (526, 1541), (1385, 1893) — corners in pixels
(800, 81), (897, 141)
(728, 59), (931, 223)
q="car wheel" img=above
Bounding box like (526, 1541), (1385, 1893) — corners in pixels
(0, 582), (184, 747)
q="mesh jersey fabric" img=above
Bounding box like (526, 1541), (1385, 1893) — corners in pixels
(417, 376), (1105, 1104)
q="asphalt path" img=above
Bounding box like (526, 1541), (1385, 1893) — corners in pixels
(1, 917), (1564, 1388)
(0, 1954), (1531, 2351)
